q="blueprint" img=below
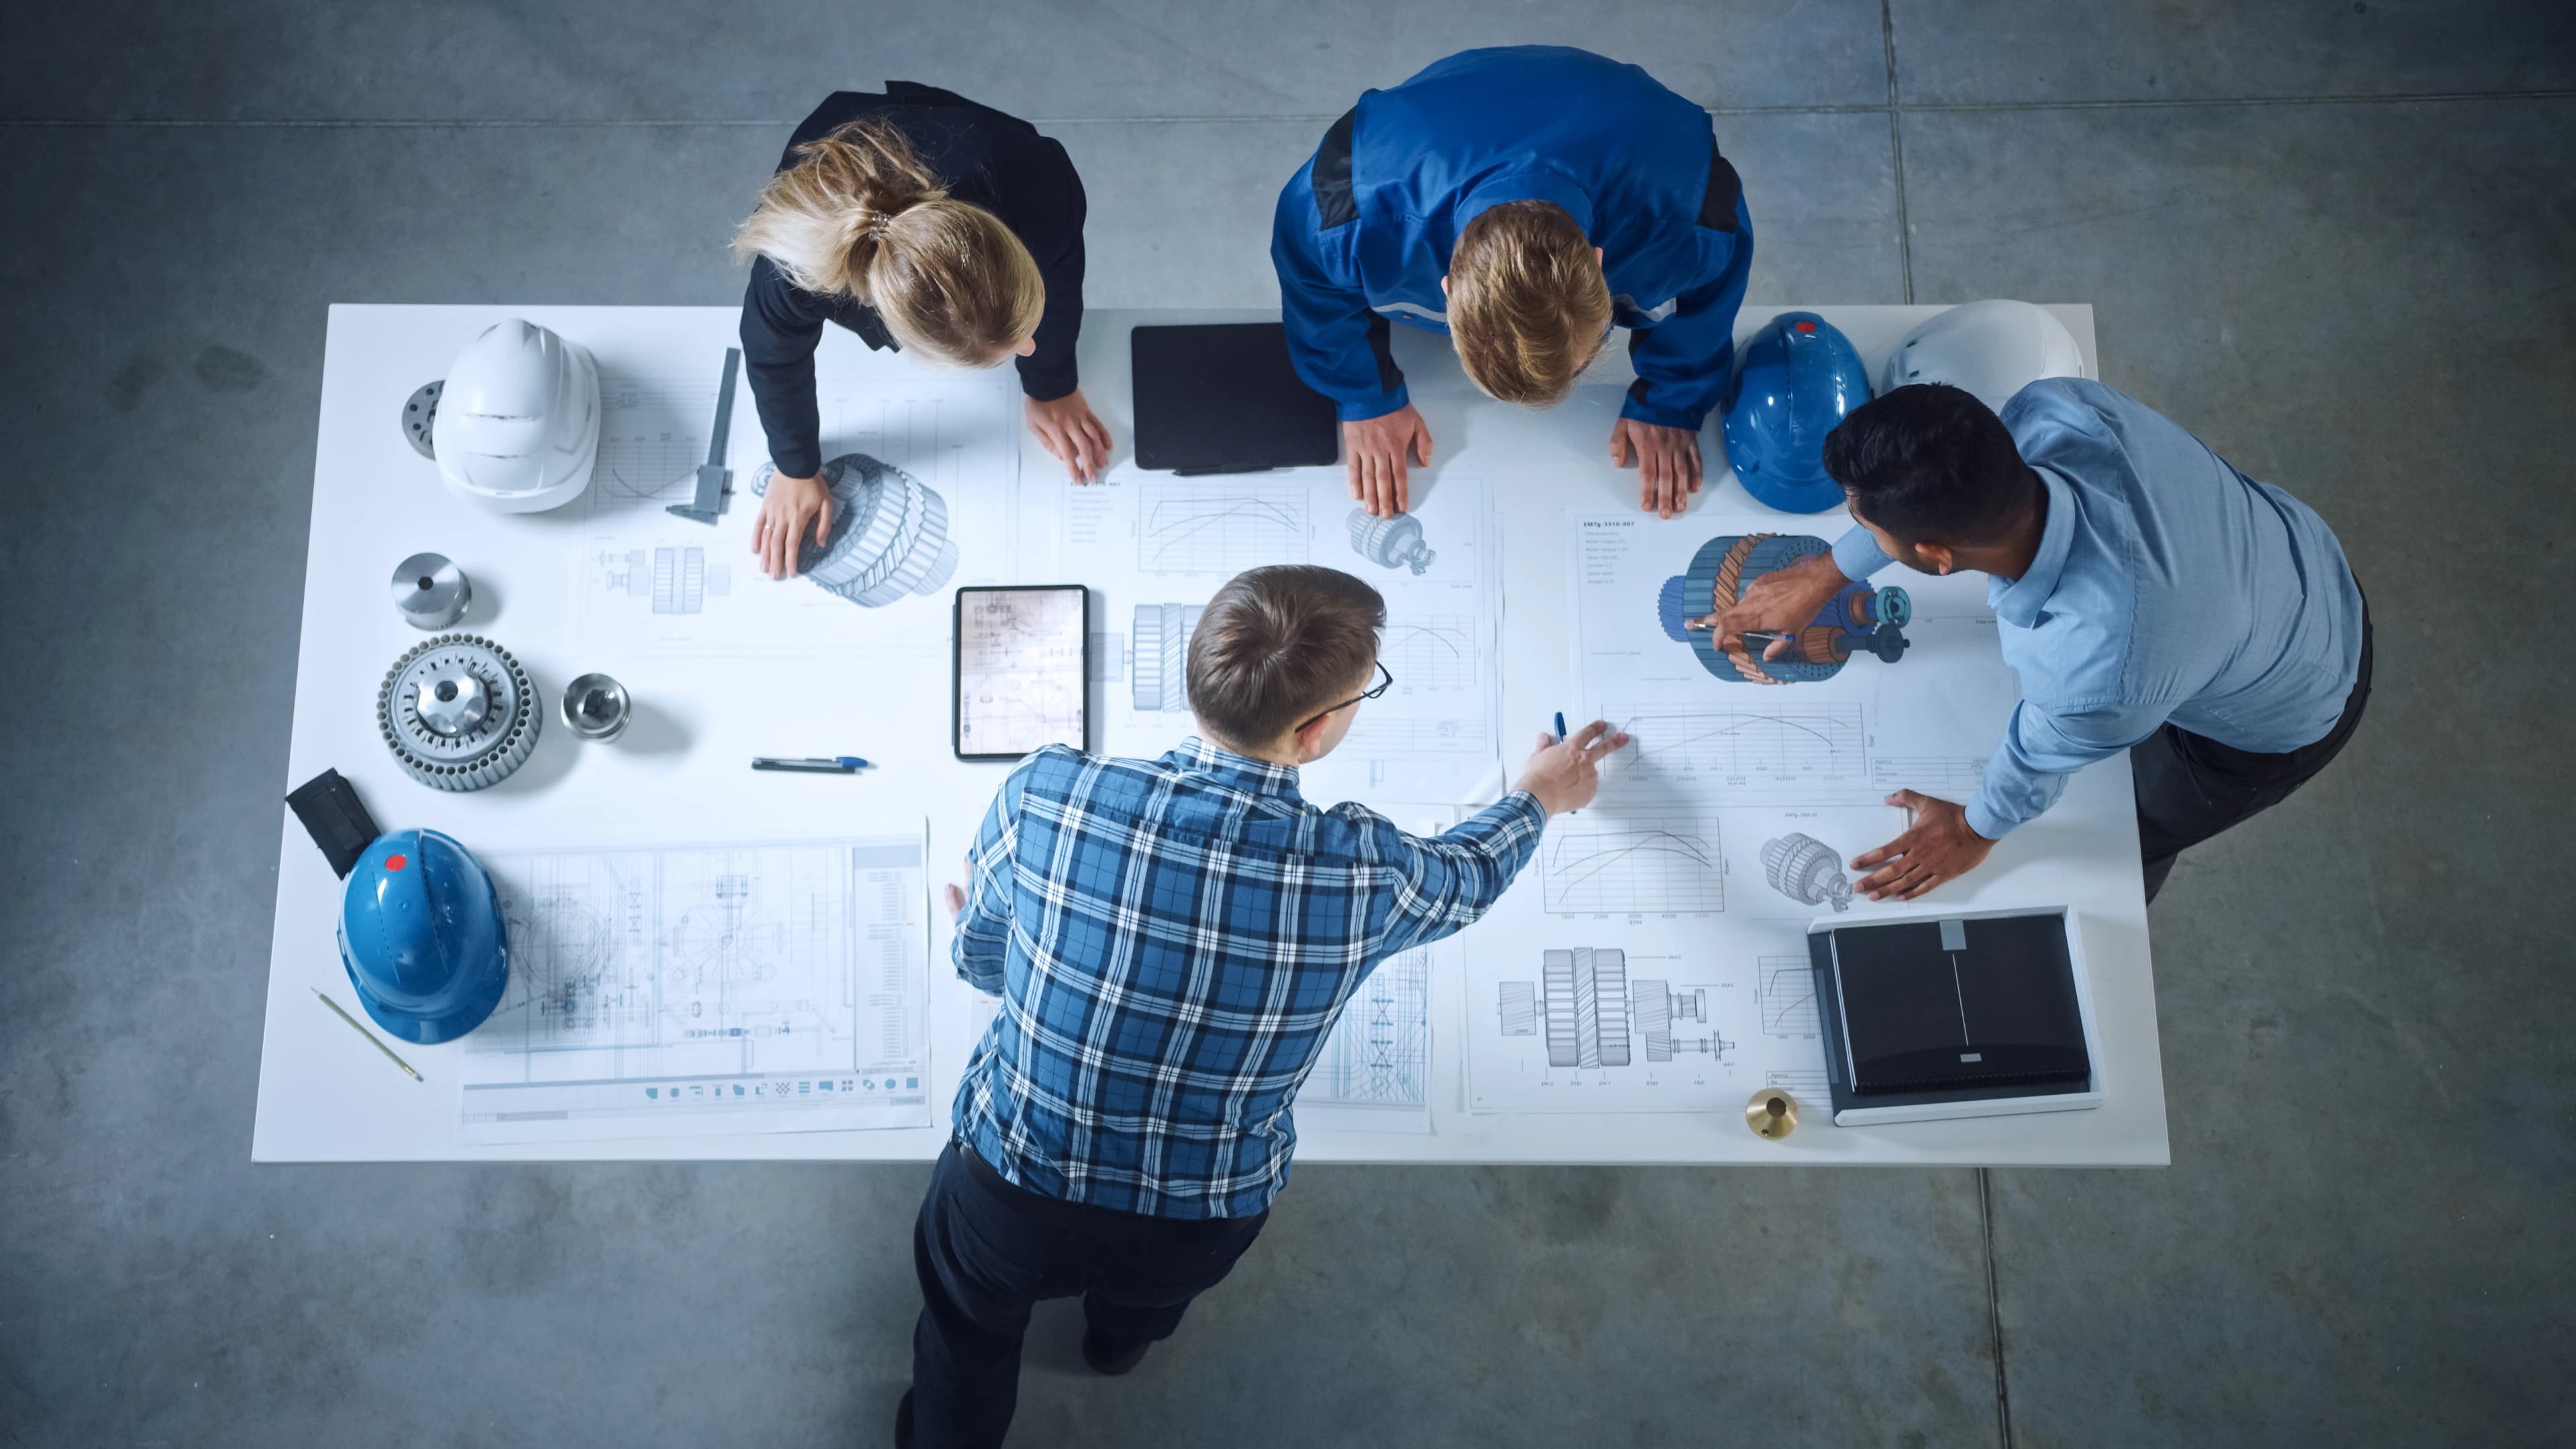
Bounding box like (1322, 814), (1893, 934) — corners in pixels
(571, 363), (1019, 655)
(1045, 471), (1505, 812)
(461, 833), (932, 1143)
(1460, 919), (1837, 1115)
(1293, 941), (1438, 1134)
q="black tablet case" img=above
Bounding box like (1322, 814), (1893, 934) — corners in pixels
(1131, 323), (1339, 474)
(1810, 912), (2092, 1116)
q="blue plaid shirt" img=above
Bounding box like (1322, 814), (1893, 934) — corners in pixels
(951, 737), (1546, 1218)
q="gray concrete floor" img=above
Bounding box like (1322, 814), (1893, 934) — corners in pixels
(3, 4), (2571, 1446)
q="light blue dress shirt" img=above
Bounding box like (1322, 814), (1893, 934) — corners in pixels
(1831, 379), (2365, 839)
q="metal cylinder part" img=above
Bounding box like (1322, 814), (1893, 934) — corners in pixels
(560, 673), (632, 742)
(391, 553), (472, 629)
(1747, 1087), (1800, 1140)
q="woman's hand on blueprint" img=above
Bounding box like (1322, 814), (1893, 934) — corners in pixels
(1851, 791), (1996, 901)
(753, 470), (833, 580)
(1028, 390), (1115, 483)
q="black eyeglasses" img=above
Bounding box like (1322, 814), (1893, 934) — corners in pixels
(1295, 661), (1395, 734)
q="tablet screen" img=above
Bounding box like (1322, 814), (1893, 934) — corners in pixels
(954, 586), (1089, 760)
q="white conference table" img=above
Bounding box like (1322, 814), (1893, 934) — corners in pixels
(253, 303), (2167, 1167)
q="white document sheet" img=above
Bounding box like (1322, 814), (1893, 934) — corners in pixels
(1051, 470), (1505, 812)
(461, 833), (933, 1143)
(1444, 509), (2029, 1116)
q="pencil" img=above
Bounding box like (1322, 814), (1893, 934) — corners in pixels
(312, 987), (425, 1081)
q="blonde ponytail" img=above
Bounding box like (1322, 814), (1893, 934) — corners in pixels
(733, 117), (1045, 368)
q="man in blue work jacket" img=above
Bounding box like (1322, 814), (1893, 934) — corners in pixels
(1705, 380), (2371, 904)
(1272, 46), (1754, 522)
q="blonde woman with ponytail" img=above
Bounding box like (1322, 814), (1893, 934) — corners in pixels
(736, 83), (1110, 579)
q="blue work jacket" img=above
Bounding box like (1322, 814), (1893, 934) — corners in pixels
(1270, 46), (1754, 431)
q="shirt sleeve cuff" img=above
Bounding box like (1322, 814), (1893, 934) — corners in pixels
(1964, 795), (2020, 841)
(1831, 525), (1892, 582)
(771, 443), (823, 480)
(1334, 381), (1411, 424)
(1617, 395), (1709, 432)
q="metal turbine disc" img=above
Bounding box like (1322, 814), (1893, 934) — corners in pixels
(402, 380), (443, 460)
(378, 634), (541, 791)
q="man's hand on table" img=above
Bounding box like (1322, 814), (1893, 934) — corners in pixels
(1851, 791), (1996, 901)
(753, 470), (832, 580)
(1344, 405), (1434, 519)
(1514, 720), (1632, 816)
(1609, 417), (1703, 519)
(1688, 552), (1850, 677)
(1028, 390), (1114, 483)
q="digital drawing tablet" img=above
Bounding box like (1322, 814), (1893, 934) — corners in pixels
(954, 586), (1091, 761)
(1131, 323), (1339, 474)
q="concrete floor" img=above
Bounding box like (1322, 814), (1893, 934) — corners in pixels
(3, 3), (2571, 1446)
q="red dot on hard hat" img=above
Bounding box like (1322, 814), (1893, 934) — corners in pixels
(1795, 321), (1817, 333)
(386, 854), (408, 871)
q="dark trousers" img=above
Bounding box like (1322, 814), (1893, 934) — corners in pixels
(910, 1141), (1268, 1449)
(2133, 603), (2373, 903)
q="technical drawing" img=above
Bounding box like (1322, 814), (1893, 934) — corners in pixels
(1137, 484), (1307, 574)
(1609, 702), (1866, 781)
(1656, 533), (1912, 683)
(1766, 1068), (1829, 1097)
(753, 453), (959, 607)
(464, 837), (932, 1144)
(594, 546), (738, 615)
(1756, 956), (1821, 1037)
(589, 374), (720, 515)
(1870, 755), (1986, 794)
(1497, 954), (1733, 1068)
(1380, 617), (1479, 690)
(1130, 603), (1202, 712)
(1542, 818), (1724, 915)
(1304, 946), (1431, 1111)
(1347, 508), (1436, 574)
(1631, 979), (1731, 1062)
(1762, 832), (1856, 913)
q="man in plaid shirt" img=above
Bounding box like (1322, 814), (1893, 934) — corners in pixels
(899, 564), (1624, 1449)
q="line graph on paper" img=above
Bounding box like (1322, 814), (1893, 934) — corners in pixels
(590, 375), (718, 516)
(1756, 956), (1821, 1038)
(1137, 484), (1309, 574)
(1303, 946), (1430, 1110)
(1871, 755), (1987, 794)
(1542, 816), (1725, 915)
(1605, 701), (1868, 792)
(1381, 616), (1481, 691)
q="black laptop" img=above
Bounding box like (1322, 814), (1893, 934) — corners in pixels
(1130, 323), (1339, 475)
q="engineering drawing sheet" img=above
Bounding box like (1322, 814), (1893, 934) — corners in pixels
(1442, 510), (2023, 1116)
(572, 364), (1018, 655)
(1049, 472), (1505, 811)
(1293, 942), (1439, 1134)
(460, 833), (933, 1143)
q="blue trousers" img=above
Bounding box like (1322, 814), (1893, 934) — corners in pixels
(910, 1141), (1268, 1448)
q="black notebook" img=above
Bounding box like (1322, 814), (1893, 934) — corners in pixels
(1131, 323), (1339, 474)
(1810, 910), (2094, 1120)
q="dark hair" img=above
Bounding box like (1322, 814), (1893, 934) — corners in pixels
(1187, 566), (1386, 749)
(1821, 384), (2037, 547)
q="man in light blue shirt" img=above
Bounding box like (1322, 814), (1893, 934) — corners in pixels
(1709, 378), (2371, 902)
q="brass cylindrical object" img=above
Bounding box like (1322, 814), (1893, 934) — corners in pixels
(1746, 1087), (1799, 1140)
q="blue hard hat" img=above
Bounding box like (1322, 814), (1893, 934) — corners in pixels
(1721, 313), (1873, 513)
(335, 828), (509, 1045)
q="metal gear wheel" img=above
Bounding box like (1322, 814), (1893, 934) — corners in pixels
(377, 634), (542, 791)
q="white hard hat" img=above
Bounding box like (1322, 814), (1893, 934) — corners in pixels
(1876, 300), (2090, 414)
(433, 319), (600, 513)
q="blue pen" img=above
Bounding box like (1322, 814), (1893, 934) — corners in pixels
(752, 755), (873, 773)
(1554, 712), (1567, 741)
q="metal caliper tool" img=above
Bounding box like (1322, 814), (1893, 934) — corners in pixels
(667, 346), (743, 523)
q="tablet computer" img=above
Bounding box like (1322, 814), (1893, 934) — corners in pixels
(954, 585), (1091, 761)
(1131, 323), (1339, 474)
